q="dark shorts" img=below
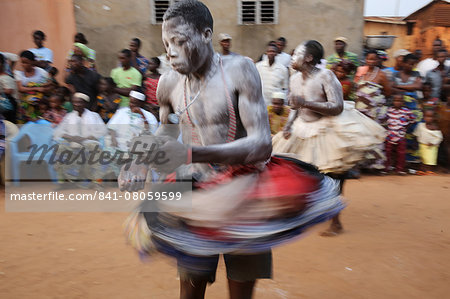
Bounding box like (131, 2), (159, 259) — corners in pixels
(177, 251), (272, 284)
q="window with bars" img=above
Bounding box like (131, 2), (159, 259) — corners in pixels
(238, 0), (278, 25)
(151, 0), (179, 24)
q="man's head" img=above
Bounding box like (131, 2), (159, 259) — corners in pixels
(291, 40), (323, 71)
(266, 43), (278, 64)
(148, 57), (161, 72)
(432, 38), (443, 56)
(72, 92), (89, 114)
(74, 32), (88, 44)
(69, 54), (84, 72)
(276, 37), (287, 54)
(129, 38), (141, 53)
(334, 37), (347, 54)
(119, 49), (132, 68)
(162, 0), (213, 74)
(271, 92), (286, 115)
(33, 30), (45, 48)
(402, 54), (418, 72)
(219, 33), (232, 53)
(436, 49), (448, 66)
(20, 50), (36, 72)
(129, 90), (146, 111)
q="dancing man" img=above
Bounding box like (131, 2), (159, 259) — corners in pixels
(120, 1), (343, 299)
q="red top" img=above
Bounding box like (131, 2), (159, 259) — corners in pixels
(144, 77), (159, 106)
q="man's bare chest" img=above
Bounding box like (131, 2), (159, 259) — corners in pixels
(170, 77), (236, 127)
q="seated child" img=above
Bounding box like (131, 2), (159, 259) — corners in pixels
(56, 86), (73, 112)
(97, 77), (121, 123)
(42, 94), (67, 125)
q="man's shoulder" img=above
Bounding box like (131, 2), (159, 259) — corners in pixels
(110, 67), (121, 75)
(224, 55), (260, 80)
(228, 54), (255, 65)
(157, 70), (182, 100)
(255, 59), (266, 69)
(326, 53), (338, 61)
(129, 66), (142, 75)
(84, 109), (102, 118)
(115, 107), (129, 114)
(159, 69), (182, 86)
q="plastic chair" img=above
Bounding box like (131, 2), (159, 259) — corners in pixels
(9, 122), (57, 185)
(34, 119), (51, 125)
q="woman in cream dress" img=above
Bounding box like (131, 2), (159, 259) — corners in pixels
(272, 40), (386, 235)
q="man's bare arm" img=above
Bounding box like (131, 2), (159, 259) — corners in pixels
(192, 57), (272, 165)
(154, 71), (180, 139)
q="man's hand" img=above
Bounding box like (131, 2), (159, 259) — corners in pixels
(153, 139), (189, 173)
(118, 161), (149, 192)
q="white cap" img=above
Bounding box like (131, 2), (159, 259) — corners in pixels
(219, 33), (232, 41)
(74, 92), (90, 102)
(334, 36), (348, 44)
(272, 91), (286, 100)
(393, 49), (411, 58)
(129, 90), (146, 101)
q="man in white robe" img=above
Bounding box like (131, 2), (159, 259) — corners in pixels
(106, 91), (158, 175)
(53, 92), (107, 188)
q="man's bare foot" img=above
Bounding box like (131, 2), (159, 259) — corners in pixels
(320, 223), (343, 237)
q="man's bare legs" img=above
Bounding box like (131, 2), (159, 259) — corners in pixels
(180, 279), (256, 299)
(320, 213), (343, 236)
(180, 279), (208, 299)
(228, 279), (256, 299)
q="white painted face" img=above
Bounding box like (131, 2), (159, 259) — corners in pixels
(291, 43), (307, 71)
(162, 16), (209, 75)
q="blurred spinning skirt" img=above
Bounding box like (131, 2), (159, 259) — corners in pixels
(124, 155), (344, 258)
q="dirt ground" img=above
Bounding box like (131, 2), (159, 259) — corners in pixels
(1, 175), (449, 299)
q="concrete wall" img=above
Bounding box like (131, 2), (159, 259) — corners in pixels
(0, 0), (76, 82)
(74, 0), (364, 75)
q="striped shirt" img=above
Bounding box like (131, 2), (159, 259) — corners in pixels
(386, 107), (416, 144)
